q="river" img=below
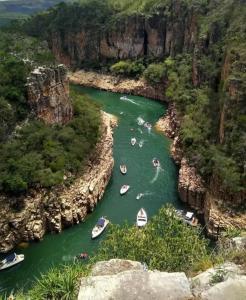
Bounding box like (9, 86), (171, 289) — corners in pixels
(0, 87), (181, 294)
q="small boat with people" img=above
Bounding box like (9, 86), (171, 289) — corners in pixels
(137, 117), (145, 126)
(152, 158), (160, 167)
(0, 253), (24, 271)
(175, 210), (198, 227)
(120, 185), (130, 195)
(120, 164), (127, 175)
(136, 208), (148, 227)
(139, 141), (143, 148)
(76, 252), (89, 260)
(144, 122), (152, 129)
(120, 95), (128, 101)
(91, 217), (109, 239)
(131, 137), (137, 146)
(136, 193), (144, 200)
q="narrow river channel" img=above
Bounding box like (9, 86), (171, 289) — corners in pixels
(0, 87), (181, 293)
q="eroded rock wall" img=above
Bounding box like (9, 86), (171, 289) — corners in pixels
(27, 64), (73, 124)
(0, 112), (116, 253)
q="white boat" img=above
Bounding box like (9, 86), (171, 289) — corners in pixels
(136, 193), (144, 200)
(144, 122), (152, 129)
(175, 210), (198, 227)
(120, 164), (127, 175)
(120, 95), (128, 100)
(139, 141), (143, 148)
(0, 253), (24, 271)
(91, 217), (109, 239)
(137, 117), (145, 126)
(136, 208), (148, 227)
(152, 158), (160, 167)
(120, 185), (130, 195)
(131, 138), (137, 146)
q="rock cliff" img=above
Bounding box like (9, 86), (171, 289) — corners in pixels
(0, 112), (116, 253)
(78, 259), (246, 300)
(27, 65), (73, 124)
(69, 70), (165, 101)
(48, 9), (197, 67)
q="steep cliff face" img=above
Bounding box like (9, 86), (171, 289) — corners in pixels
(27, 65), (73, 124)
(0, 112), (116, 253)
(48, 9), (197, 67)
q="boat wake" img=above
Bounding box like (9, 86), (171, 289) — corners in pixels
(136, 191), (153, 200)
(150, 166), (163, 184)
(120, 96), (139, 105)
(62, 255), (74, 262)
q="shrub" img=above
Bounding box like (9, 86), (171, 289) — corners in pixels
(143, 63), (166, 84)
(110, 60), (145, 77)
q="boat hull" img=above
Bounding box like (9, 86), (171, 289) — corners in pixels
(136, 208), (148, 227)
(91, 219), (109, 239)
(0, 254), (24, 271)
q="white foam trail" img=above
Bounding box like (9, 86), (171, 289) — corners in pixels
(121, 96), (139, 105)
(62, 255), (74, 262)
(147, 127), (151, 134)
(150, 166), (162, 184)
(138, 128), (143, 134)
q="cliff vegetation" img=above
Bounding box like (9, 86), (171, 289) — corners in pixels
(0, 31), (101, 195)
(22, 0), (246, 201)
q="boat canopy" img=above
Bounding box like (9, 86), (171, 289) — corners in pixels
(97, 218), (105, 227)
(185, 212), (193, 219)
(6, 253), (16, 263)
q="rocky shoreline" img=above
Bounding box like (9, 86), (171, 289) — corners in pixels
(0, 112), (116, 253)
(69, 70), (166, 101)
(71, 70), (245, 238)
(156, 105), (246, 237)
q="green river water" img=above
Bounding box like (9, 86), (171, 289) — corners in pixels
(0, 87), (182, 294)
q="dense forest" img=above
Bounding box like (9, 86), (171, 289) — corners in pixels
(0, 31), (101, 195)
(22, 0), (245, 198)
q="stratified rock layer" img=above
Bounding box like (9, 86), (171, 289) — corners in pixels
(0, 112), (116, 253)
(27, 64), (73, 124)
(69, 70), (165, 101)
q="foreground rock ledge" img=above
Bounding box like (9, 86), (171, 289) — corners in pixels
(78, 259), (246, 300)
(0, 112), (116, 253)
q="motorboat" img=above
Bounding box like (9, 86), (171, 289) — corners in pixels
(152, 158), (160, 167)
(144, 122), (152, 129)
(0, 253), (24, 271)
(136, 208), (148, 227)
(175, 210), (198, 227)
(120, 164), (127, 175)
(184, 211), (198, 227)
(131, 138), (137, 146)
(76, 253), (89, 260)
(120, 95), (128, 100)
(136, 193), (144, 200)
(120, 185), (130, 195)
(137, 117), (145, 126)
(91, 217), (109, 239)
(139, 141), (143, 148)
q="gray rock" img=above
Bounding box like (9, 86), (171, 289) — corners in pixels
(191, 262), (242, 296)
(91, 259), (143, 276)
(78, 269), (192, 300)
(200, 275), (246, 300)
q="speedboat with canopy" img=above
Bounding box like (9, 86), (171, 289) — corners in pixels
(0, 253), (24, 271)
(136, 208), (148, 227)
(120, 165), (127, 174)
(91, 217), (109, 239)
(131, 138), (137, 145)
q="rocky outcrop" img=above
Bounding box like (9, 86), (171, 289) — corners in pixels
(27, 64), (73, 124)
(156, 104), (246, 236)
(0, 112), (116, 253)
(49, 9), (197, 67)
(69, 71), (165, 101)
(78, 259), (192, 300)
(78, 259), (246, 300)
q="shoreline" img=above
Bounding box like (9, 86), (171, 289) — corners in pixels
(0, 112), (116, 253)
(71, 70), (246, 238)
